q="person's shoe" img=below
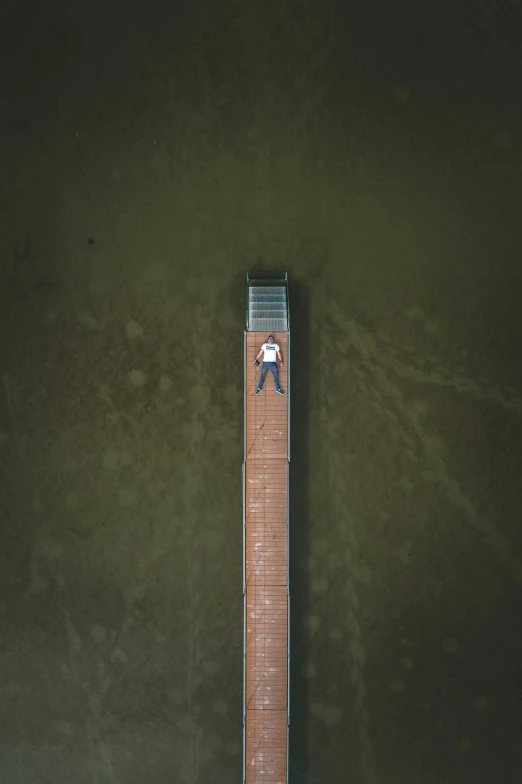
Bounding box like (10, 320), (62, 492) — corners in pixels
(255, 388), (262, 395)
(276, 388), (284, 395)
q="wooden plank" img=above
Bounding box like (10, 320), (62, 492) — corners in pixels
(245, 330), (289, 784)
(246, 710), (288, 783)
(245, 458), (288, 591)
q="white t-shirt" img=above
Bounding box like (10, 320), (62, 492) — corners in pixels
(261, 342), (280, 362)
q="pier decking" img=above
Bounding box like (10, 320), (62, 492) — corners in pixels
(243, 276), (290, 784)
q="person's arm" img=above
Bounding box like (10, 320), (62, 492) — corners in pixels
(253, 347), (264, 364)
(277, 349), (283, 367)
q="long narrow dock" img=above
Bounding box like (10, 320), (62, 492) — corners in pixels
(243, 273), (290, 784)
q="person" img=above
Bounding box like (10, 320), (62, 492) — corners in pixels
(252, 335), (284, 395)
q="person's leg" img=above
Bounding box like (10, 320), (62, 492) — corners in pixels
(269, 362), (282, 392)
(257, 362), (269, 392)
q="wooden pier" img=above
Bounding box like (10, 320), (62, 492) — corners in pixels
(243, 275), (290, 784)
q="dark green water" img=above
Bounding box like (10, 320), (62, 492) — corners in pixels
(2, 1), (522, 781)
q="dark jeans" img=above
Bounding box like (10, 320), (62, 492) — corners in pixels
(257, 361), (281, 391)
